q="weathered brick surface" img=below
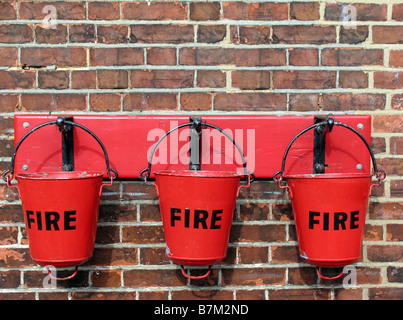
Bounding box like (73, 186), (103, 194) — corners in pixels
(0, 0), (401, 301)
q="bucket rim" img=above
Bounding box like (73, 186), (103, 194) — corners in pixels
(15, 171), (104, 180)
(284, 172), (373, 179)
(153, 169), (242, 178)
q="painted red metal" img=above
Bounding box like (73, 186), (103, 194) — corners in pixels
(13, 114), (372, 179)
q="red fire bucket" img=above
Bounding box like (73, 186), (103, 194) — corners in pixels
(140, 121), (253, 279)
(3, 118), (117, 280)
(274, 118), (385, 280)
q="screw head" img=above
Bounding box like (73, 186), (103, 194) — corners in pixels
(356, 164), (363, 170)
(23, 122), (30, 129)
(357, 123), (364, 130)
(22, 164), (29, 171)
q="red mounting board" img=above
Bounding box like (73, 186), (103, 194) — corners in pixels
(13, 114), (372, 179)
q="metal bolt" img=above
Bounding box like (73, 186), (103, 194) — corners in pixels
(23, 122), (30, 129)
(356, 164), (363, 170)
(22, 164), (29, 171)
(357, 123), (364, 130)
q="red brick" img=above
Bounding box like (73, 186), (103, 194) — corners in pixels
(97, 25), (128, 44)
(393, 4), (403, 21)
(377, 158), (403, 176)
(364, 224), (383, 241)
(91, 270), (121, 288)
(88, 2), (120, 20)
(0, 248), (34, 268)
(271, 246), (302, 264)
(339, 26), (369, 44)
(97, 70), (128, 89)
(71, 70), (96, 89)
(197, 25), (226, 43)
(289, 94), (320, 112)
(229, 225), (286, 243)
(289, 48), (318, 66)
(273, 70), (336, 89)
(373, 26), (403, 44)
(0, 47), (17, 66)
(223, 2), (288, 20)
(369, 202), (403, 220)
(290, 2), (320, 20)
(367, 245), (403, 262)
(272, 26), (336, 44)
(0, 227), (18, 245)
(374, 115), (403, 133)
(232, 70), (270, 90)
(222, 267), (286, 286)
(0, 70), (35, 89)
(131, 70), (193, 88)
(190, 2), (221, 20)
(38, 70), (69, 89)
(325, 3), (387, 21)
(374, 72), (403, 89)
(146, 48), (176, 65)
(130, 25), (193, 44)
(0, 2), (16, 20)
(387, 223), (403, 240)
(214, 93), (287, 111)
(269, 288), (331, 300)
(238, 246), (268, 264)
(124, 269), (186, 288)
(233, 25), (271, 45)
(322, 48), (383, 66)
(90, 93), (121, 112)
(20, 94), (87, 111)
(239, 203), (270, 221)
(35, 24), (67, 43)
(0, 94), (18, 112)
(123, 93), (178, 111)
(70, 24), (95, 43)
(322, 93), (385, 111)
(180, 48), (285, 66)
(172, 289), (232, 300)
(19, 1), (85, 20)
(21, 47), (86, 67)
(392, 94), (403, 110)
(123, 1), (187, 20)
(0, 24), (33, 43)
(390, 137), (403, 155)
(90, 48), (143, 66)
(339, 71), (368, 88)
(369, 288), (403, 300)
(390, 50), (403, 67)
(180, 92), (212, 111)
(197, 70), (226, 88)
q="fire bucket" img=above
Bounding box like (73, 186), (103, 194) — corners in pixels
(140, 120), (254, 279)
(274, 117), (385, 280)
(2, 118), (117, 280)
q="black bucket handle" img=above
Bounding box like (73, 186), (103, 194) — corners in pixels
(139, 120), (255, 184)
(2, 117), (118, 185)
(273, 116), (386, 187)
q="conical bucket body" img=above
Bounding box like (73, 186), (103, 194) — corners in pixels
(155, 170), (241, 266)
(17, 171), (103, 267)
(287, 173), (372, 267)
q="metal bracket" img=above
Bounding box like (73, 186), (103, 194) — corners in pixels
(56, 116), (74, 171)
(189, 116), (202, 171)
(313, 116), (334, 174)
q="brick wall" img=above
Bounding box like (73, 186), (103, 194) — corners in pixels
(0, 0), (402, 300)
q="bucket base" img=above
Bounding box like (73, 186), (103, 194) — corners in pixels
(32, 256), (91, 268)
(168, 254), (224, 266)
(301, 256), (359, 267)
